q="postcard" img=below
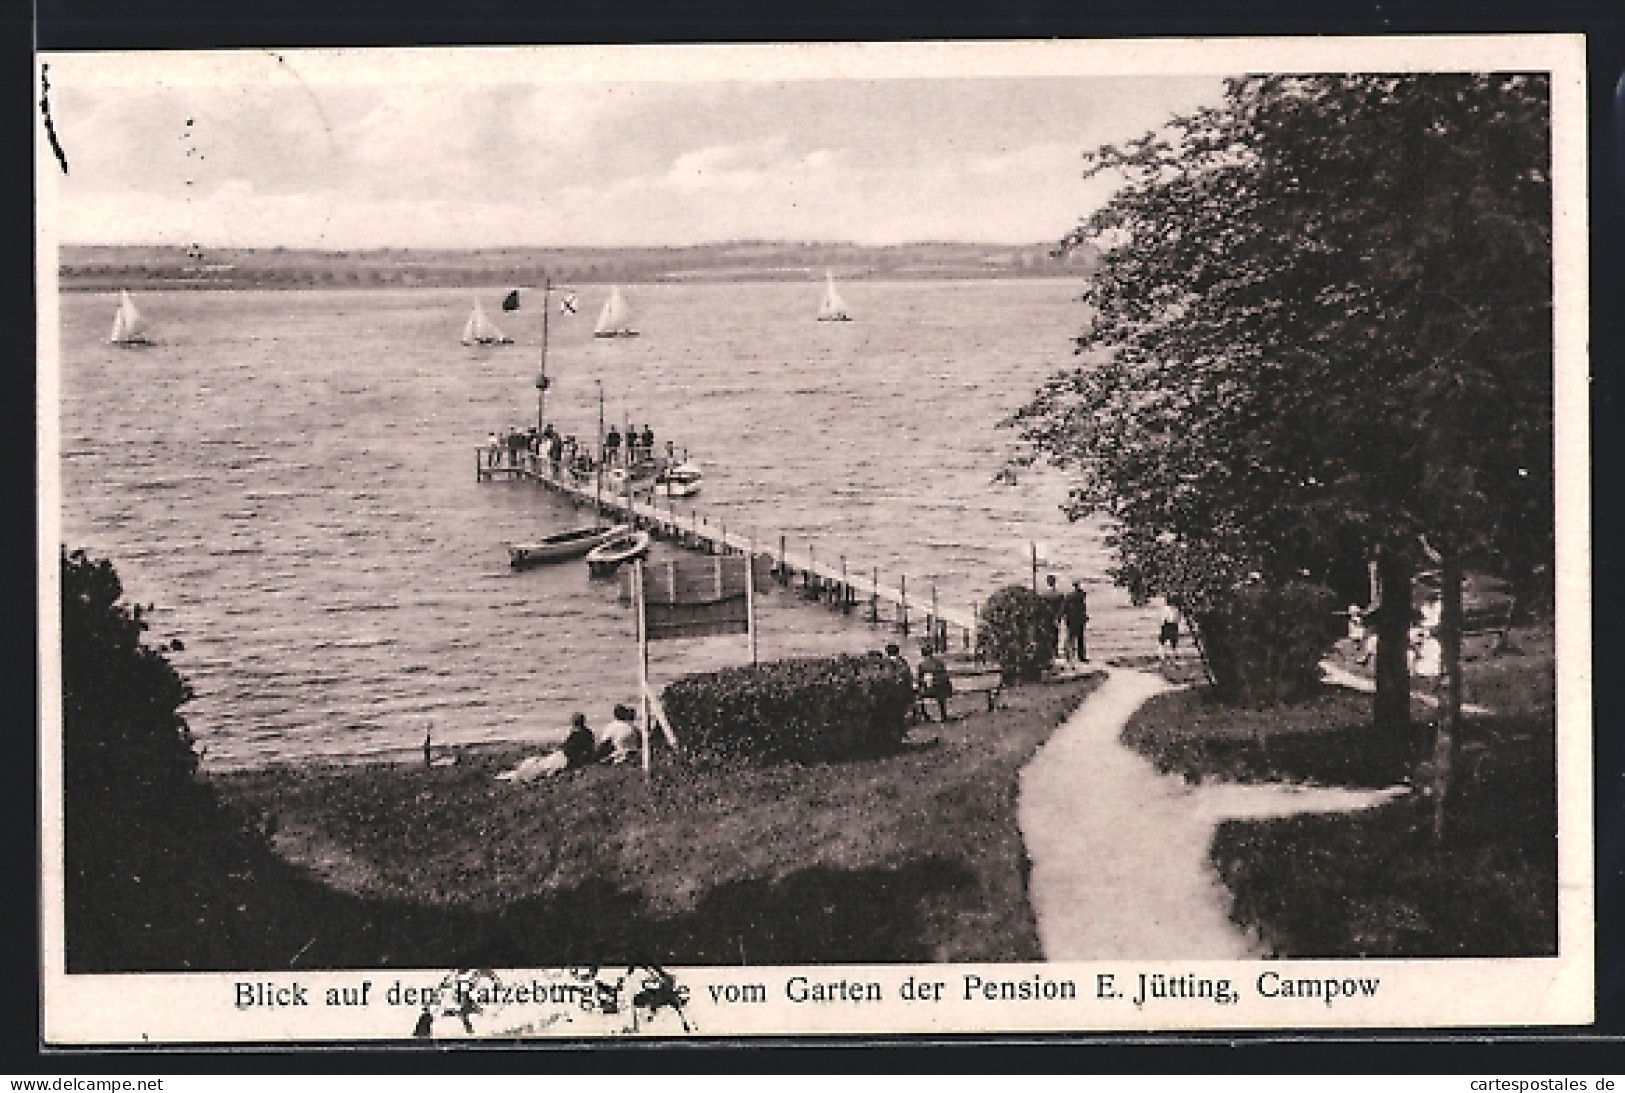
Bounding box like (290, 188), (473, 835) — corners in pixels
(37, 35), (1591, 1043)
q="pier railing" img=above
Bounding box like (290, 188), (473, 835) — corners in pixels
(478, 446), (983, 657)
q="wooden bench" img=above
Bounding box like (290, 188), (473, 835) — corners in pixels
(1462, 601), (1515, 653)
(915, 658), (1006, 720)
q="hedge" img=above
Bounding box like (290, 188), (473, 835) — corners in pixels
(977, 585), (1058, 682)
(662, 652), (914, 764)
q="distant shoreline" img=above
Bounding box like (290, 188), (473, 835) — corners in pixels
(57, 271), (1093, 293)
(56, 239), (1099, 293)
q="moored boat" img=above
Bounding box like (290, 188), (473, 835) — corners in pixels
(655, 461), (704, 498)
(584, 529), (652, 575)
(508, 523), (631, 568)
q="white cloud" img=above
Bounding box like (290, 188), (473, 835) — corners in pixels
(47, 63), (1227, 247)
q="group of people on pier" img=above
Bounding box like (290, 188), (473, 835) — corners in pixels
(600, 424), (661, 469)
(484, 422), (681, 479)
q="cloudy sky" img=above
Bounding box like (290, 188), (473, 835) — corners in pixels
(43, 46), (1231, 249)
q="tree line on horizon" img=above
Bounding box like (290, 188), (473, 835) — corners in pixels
(57, 238), (1099, 291)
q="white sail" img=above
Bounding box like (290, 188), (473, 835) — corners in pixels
(594, 286), (638, 337)
(817, 272), (850, 322)
(462, 300), (510, 345)
(110, 290), (151, 344)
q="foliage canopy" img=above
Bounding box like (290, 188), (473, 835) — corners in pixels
(1011, 74), (1553, 616)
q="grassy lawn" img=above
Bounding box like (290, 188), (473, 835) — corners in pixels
(1121, 683), (1427, 788)
(1119, 625), (1557, 957)
(201, 672), (1104, 971)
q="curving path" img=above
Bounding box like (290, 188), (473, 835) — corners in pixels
(1018, 667), (1408, 960)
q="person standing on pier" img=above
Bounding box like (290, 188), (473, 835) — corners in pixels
(605, 425), (622, 469)
(1063, 580), (1090, 663)
(916, 642), (953, 723)
(1042, 574), (1066, 660)
(640, 425), (655, 464)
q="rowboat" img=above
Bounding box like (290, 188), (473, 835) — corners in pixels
(655, 462), (704, 498)
(584, 529), (653, 576)
(508, 523), (631, 568)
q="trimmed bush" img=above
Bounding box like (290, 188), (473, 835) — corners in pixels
(662, 652), (914, 765)
(977, 585), (1057, 682)
(1194, 579), (1343, 707)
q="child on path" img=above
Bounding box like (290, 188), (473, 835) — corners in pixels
(1157, 601), (1181, 667)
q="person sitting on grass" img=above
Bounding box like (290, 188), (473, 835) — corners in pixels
(497, 714), (594, 784)
(916, 642), (953, 723)
(561, 711), (599, 769)
(598, 703), (642, 765)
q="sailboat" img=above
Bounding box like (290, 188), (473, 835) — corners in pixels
(461, 300), (513, 346)
(817, 272), (851, 322)
(593, 286), (639, 338)
(109, 290), (154, 346)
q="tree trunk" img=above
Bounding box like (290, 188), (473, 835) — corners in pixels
(1432, 554), (1465, 841)
(1373, 546), (1413, 730)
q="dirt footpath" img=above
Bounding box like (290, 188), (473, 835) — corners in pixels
(1018, 667), (1407, 960)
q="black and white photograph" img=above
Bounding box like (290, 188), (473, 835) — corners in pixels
(37, 37), (1592, 1041)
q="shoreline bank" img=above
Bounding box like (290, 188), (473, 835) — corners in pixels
(202, 673), (1105, 970)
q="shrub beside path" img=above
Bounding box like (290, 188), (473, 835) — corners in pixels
(1018, 667), (1408, 960)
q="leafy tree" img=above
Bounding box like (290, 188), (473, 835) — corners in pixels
(60, 548), (270, 970)
(1011, 75), (1552, 761)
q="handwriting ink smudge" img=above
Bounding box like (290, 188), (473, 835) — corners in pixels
(40, 64), (68, 175)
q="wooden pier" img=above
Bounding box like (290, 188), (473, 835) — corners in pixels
(478, 448), (982, 655)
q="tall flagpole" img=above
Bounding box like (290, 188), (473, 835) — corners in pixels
(536, 278), (551, 434)
(635, 560), (652, 775)
(745, 546), (758, 665)
(595, 381), (605, 527)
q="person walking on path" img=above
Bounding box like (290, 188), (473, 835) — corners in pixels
(1063, 581), (1090, 663)
(1157, 600), (1180, 667)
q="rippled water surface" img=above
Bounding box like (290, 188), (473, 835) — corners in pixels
(57, 280), (1157, 770)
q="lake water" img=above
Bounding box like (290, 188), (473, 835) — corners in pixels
(56, 279), (1159, 771)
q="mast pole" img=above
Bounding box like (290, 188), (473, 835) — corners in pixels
(536, 277), (551, 434)
(595, 381), (605, 527)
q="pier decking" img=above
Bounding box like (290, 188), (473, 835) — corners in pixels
(479, 448), (984, 654)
